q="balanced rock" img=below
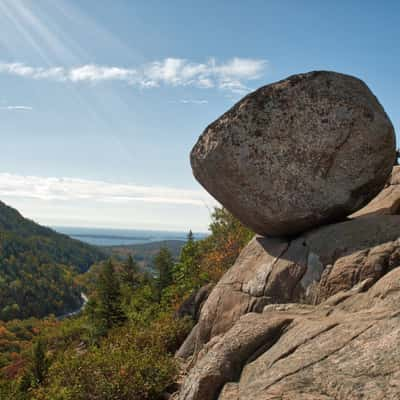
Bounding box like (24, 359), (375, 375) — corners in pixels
(191, 71), (396, 236)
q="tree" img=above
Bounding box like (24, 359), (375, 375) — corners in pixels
(182, 230), (200, 270)
(154, 248), (174, 300)
(173, 231), (201, 292)
(97, 260), (127, 331)
(199, 207), (253, 281)
(31, 338), (48, 386)
(120, 255), (140, 288)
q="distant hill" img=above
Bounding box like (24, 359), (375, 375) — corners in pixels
(0, 201), (105, 320)
(102, 239), (186, 271)
(0, 201), (105, 271)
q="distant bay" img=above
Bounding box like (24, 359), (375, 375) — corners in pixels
(53, 226), (207, 246)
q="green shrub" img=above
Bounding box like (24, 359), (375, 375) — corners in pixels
(33, 321), (184, 400)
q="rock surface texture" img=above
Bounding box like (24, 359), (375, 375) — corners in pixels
(351, 165), (400, 218)
(179, 269), (400, 400)
(175, 283), (214, 322)
(175, 283), (215, 359)
(176, 161), (400, 399)
(191, 71), (396, 236)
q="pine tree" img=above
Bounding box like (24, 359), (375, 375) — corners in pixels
(187, 229), (194, 242)
(154, 247), (174, 300)
(174, 230), (201, 291)
(181, 230), (199, 272)
(120, 255), (140, 288)
(97, 260), (127, 330)
(31, 338), (48, 386)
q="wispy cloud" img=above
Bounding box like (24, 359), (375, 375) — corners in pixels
(0, 57), (267, 94)
(178, 99), (208, 104)
(0, 173), (217, 207)
(0, 105), (33, 111)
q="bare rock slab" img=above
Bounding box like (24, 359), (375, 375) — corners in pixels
(191, 71), (396, 236)
(178, 267), (400, 400)
(178, 214), (400, 358)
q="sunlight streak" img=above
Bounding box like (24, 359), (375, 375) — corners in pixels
(0, 0), (52, 64)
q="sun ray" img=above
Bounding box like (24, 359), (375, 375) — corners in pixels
(0, 0), (142, 158)
(0, 0), (52, 64)
(8, 0), (84, 64)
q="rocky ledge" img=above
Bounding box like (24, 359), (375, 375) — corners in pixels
(179, 268), (400, 399)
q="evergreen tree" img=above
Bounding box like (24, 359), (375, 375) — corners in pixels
(97, 260), (127, 330)
(181, 231), (199, 273)
(31, 338), (48, 386)
(174, 230), (201, 292)
(120, 255), (140, 288)
(187, 229), (194, 242)
(154, 247), (174, 300)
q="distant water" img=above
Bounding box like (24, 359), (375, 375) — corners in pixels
(53, 226), (206, 246)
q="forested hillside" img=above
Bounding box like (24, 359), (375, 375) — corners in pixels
(0, 207), (253, 399)
(0, 201), (104, 270)
(0, 201), (105, 320)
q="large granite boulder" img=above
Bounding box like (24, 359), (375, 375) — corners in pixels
(177, 213), (400, 359)
(191, 71), (396, 236)
(177, 267), (400, 400)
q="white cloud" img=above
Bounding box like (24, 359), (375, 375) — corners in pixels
(0, 57), (267, 94)
(68, 65), (137, 82)
(214, 58), (266, 79)
(178, 99), (208, 104)
(0, 105), (33, 111)
(0, 173), (217, 207)
(0, 62), (65, 80)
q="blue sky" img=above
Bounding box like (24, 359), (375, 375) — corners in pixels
(0, 0), (399, 232)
